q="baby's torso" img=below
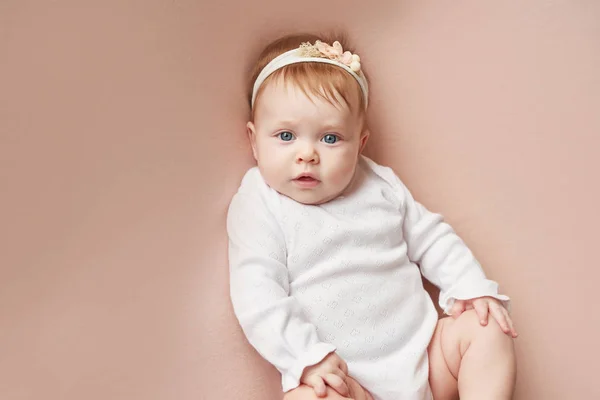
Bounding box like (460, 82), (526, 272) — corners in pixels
(275, 165), (437, 373)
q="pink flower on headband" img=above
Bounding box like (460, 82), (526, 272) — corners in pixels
(313, 40), (362, 73)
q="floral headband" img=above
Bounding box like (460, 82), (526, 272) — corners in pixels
(251, 40), (369, 110)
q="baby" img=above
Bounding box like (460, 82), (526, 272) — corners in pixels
(227, 33), (517, 400)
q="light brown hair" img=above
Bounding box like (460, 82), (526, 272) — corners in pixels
(247, 32), (367, 119)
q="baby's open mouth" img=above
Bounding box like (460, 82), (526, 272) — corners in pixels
(293, 174), (320, 187)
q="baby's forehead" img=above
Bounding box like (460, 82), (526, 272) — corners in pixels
(257, 79), (359, 118)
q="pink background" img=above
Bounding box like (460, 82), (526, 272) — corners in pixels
(1, 1), (599, 399)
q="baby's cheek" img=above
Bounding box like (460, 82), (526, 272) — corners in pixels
(257, 159), (282, 187)
(330, 159), (357, 186)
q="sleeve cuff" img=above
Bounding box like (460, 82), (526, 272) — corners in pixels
(440, 278), (511, 315)
(281, 342), (337, 392)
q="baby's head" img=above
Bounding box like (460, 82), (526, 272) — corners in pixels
(247, 33), (370, 205)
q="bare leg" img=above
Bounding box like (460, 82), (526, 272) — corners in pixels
(283, 376), (373, 400)
(428, 309), (516, 400)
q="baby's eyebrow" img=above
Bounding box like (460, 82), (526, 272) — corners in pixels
(275, 120), (299, 127)
(266, 118), (348, 132)
(265, 119), (300, 131)
(321, 122), (345, 131)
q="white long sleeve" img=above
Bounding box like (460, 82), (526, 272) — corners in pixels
(227, 174), (336, 392)
(377, 162), (510, 314)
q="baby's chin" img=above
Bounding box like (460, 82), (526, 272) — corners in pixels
(280, 187), (344, 205)
(261, 173), (350, 205)
(263, 176), (354, 205)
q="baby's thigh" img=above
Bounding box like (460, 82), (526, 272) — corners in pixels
(283, 377), (373, 400)
(283, 385), (349, 400)
(428, 317), (460, 400)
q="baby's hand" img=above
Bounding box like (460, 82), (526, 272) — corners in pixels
(300, 352), (350, 398)
(450, 297), (518, 338)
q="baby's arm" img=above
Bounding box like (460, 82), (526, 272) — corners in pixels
(393, 176), (510, 316)
(227, 190), (337, 393)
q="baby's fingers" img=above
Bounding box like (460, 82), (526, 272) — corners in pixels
(489, 303), (515, 337)
(323, 373), (350, 397)
(501, 307), (518, 338)
(337, 358), (349, 375)
(473, 300), (489, 326)
(305, 375), (327, 398)
(449, 300), (466, 318)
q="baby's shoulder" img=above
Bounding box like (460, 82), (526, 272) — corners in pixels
(229, 166), (282, 215)
(235, 166), (274, 199)
(360, 156), (406, 191)
(237, 166), (264, 192)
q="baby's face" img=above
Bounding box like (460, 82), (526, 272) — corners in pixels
(248, 78), (368, 205)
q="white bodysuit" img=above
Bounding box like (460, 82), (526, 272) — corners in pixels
(227, 156), (509, 400)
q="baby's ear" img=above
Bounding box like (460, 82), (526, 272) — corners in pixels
(246, 121), (258, 161)
(359, 128), (370, 153)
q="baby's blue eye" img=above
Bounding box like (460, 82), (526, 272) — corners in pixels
(279, 131), (294, 141)
(322, 134), (339, 144)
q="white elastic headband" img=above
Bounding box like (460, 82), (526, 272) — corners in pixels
(251, 41), (369, 110)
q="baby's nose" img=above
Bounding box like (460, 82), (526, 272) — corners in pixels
(296, 145), (319, 163)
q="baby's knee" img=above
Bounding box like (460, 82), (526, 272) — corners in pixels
(457, 310), (514, 345)
(283, 384), (352, 400)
